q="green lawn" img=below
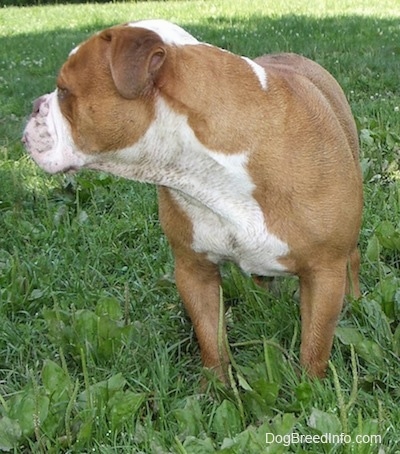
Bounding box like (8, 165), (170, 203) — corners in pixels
(0, 0), (399, 452)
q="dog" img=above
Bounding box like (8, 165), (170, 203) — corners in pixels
(23, 19), (363, 380)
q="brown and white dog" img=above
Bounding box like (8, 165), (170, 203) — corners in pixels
(23, 19), (363, 380)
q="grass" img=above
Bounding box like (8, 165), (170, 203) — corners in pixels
(0, 0), (399, 452)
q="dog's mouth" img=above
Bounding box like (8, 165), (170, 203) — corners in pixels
(64, 166), (80, 174)
(22, 92), (88, 174)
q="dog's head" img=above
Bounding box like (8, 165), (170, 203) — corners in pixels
(22, 20), (198, 173)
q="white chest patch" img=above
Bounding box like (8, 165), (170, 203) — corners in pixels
(85, 98), (289, 276)
(170, 154), (289, 276)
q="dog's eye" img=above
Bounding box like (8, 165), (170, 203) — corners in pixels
(57, 87), (70, 101)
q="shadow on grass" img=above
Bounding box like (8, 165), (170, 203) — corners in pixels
(3, 0), (116, 5)
(0, 11), (400, 215)
(0, 12), (398, 211)
(1, 13), (399, 118)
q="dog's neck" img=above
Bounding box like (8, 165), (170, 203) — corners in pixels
(86, 96), (256, 227)
(84, 44), (271, 225)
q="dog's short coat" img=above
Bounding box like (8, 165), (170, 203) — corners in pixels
(23, 19), (363, 380)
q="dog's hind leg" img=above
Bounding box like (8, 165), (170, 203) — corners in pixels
(345, 247), (361, 298)
(299, 259), (347, 378)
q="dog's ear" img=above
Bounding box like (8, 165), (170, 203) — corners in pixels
(101, 26), (167, 99)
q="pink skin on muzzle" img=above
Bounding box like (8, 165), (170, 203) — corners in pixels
(23, 95), (54, 154)
(22, 92), (86, 174)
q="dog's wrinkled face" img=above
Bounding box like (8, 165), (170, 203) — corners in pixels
(23, 25), (169, 173)
(22, 90), (86, 173)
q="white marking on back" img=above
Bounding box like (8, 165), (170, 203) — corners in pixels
(87, 98), (289, 276)
(128, 19), (199, 45)
(241, 57), (267, 90)
(69, 45), (80, 56)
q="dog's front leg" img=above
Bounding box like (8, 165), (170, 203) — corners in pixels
(174, 252), (229, 382)
(299, 259), (347, 378)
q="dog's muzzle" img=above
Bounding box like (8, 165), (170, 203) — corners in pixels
(22, 92), (86, 174)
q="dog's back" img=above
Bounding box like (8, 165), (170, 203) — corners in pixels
(255, 53), (360, 162)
